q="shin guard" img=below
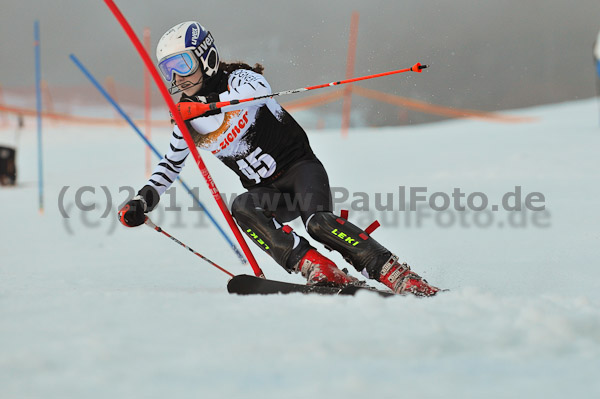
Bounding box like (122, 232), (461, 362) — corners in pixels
(306, 211), (390, 278)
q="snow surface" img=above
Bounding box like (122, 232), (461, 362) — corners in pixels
(1, 99), (600, 398)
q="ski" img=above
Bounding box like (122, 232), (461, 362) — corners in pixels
(227, 274), (395, 297)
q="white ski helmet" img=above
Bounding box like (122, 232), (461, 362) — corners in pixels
(156, 21), (220, 93)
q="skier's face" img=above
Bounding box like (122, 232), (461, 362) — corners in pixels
(174, 68), (203, 96)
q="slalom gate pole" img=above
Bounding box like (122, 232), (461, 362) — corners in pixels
(144, 217), (234, 278)
(34, 20), (44, 214)
(69, 54), (247, 265)
(595, 31), (600, 127)
(341, 11), (359, 138)
(143, 27), (152, 177)
(103, 0), (264, 278)
(178, 63), (428, 119)
(596, 69), (600, 128)
(596, 59), (600, 128)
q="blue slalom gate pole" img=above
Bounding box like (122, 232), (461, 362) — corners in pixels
(69, 54), (246, 265)
(596, 59), (600, 127)
(34, 21), (44, 213)
(595, 31), (600, 127)
(597, 61), (600, 127)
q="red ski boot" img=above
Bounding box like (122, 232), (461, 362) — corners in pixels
(296, 249), (357, 287)
(379, 255), (440, 297)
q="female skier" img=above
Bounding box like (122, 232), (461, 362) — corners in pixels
(118, 21), (439, 296)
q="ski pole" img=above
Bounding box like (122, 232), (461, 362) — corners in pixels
(144, 216), (234, 278)
(178, 63), (428, 120)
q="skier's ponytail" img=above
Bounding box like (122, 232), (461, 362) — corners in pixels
(220, 61), (264, 75)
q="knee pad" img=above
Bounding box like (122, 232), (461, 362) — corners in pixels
(231, 193), (311, 271)
(231, 193), (260, 221)
(306, 211), (390, 278)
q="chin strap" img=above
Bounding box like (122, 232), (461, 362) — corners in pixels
(168, 75), (203, 95)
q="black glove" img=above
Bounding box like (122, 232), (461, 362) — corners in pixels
(118, 185), (160, 228)
(118, 197), (146, 227)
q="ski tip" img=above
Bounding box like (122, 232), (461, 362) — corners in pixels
(411, 63), (428, 73)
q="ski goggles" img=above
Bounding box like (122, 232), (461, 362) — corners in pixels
(158, 51), (200, 82)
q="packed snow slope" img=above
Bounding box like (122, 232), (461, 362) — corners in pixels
(1, 99), (600, 398)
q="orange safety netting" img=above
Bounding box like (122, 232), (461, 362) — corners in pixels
(0, 85), (536, 127)
(351, 86), (537, 123)
(0, 103), (171, 128)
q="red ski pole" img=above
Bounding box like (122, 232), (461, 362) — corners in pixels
(103, 0), (264, 278)
(178, 64), (428, 120)
(145, 217), (234, 278)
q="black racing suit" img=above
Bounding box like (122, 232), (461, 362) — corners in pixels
(141, 67), (391, 278)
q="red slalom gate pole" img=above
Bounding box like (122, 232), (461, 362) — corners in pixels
(178, 62), (427, 120)
(143, 27), (152, 178)
(103, 0), (264, 278)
